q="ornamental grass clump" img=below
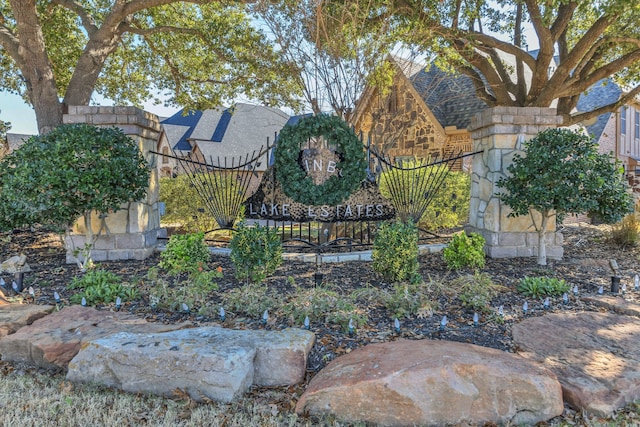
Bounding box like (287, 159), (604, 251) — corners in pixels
(372, 220), (421, 284)
(451, 272), (499, 313)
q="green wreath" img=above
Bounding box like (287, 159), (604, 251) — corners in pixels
(275, 114), (367, 206)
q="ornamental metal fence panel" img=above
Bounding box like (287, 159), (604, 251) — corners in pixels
(152, 132), (476, 252)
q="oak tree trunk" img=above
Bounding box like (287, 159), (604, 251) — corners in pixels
(10, 0), (63, 134)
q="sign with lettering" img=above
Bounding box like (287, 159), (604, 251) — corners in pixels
(245, 146), (395, 223)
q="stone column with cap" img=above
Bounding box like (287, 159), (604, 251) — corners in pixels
(63, 106), (163, 263)
(467, 107), (564, 259)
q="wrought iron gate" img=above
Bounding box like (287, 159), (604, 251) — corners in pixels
(153, 134), (476, 252)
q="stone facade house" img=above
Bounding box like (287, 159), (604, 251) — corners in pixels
(351, 58), (488, 171)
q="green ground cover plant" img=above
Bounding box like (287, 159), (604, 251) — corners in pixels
(67, 269), (139, 306)
(517, 276), (570, 299)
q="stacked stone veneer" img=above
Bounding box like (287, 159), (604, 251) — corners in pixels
(63, 106), (162, 263)
(468, 107), (564, 259)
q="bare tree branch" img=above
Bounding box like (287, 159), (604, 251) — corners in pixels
(562, 84), (640, 126)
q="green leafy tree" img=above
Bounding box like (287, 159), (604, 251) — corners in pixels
(0, 1), (301, 134)
(0, 123), (150, 267)
(497, 128), (633, 265)
(324, 0), (640, 125)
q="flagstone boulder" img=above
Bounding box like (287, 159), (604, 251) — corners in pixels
(0, 303), (54, 337)
(296, 339), (563, 427)
(513, 311), (640, 416)
(68, 330), (256, 402)
(0, 305), (191, 369)
(67, 327), (315, 402)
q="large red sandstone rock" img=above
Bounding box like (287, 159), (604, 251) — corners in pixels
(0, 304), (54, 337)
(0, 305), (191, 370)
(296, 339), (563, 427)
(513, 311), (640, 416)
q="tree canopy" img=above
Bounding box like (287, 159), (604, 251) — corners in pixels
(0, 1), (301, 134)
(335, 0), (640, 125)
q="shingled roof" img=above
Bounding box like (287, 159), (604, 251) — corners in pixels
(160, 110), (203, 151)
(576, 79), (622, 141)
(406, 64), (488, 130)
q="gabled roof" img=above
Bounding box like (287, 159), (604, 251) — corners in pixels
(576, 79), (622, 141)
(391, 57), (489, 130)
(160, 110), (202, 151)
(409, 65), (488, 129)
(160, 104), (290, 165)
(184, 103), (290, 168)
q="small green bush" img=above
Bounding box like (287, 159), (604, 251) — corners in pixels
(372, 220), (421, 284)
(378, 161), (471, 231)
(451, 272), (499, 313)
(68, 269), (138, 306)
(443, 232), (486, 270)
(229, 221), (282, 284)
(418, 171), (470, 231)
(159, 232), (211, 275)
(159, 174), (219, 233)
(517, 276), (570, 298)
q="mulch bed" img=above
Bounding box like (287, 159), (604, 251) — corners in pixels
(1, 223), (639, 423)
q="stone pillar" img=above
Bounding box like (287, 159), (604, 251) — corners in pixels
(63, 106), (162, 263)
(468, 107), (564, 259)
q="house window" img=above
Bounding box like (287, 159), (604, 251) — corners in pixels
(636, 111), (640, 139)
(162, 147), (169, 164)
(621, 107), (627, 135)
